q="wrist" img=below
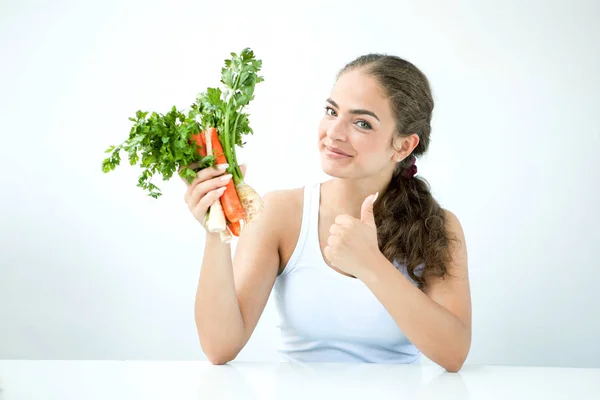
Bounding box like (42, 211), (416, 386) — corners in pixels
(206, 231), (229, 246)
(357, 252), (390, 285)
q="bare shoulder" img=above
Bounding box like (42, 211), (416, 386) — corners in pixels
(423, 208), (469, 291)
(262, 187), (304, 215)
(258, 187), (304, 234)
(442, 209), (466, 244)
(441, 209), (467, 271)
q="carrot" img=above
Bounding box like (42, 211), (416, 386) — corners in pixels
(190, 132), (207, 157)
(227, 219), (242, 236)
(206, 127), (246, 224)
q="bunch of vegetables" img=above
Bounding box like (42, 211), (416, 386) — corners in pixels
(101, 48), (264, 242)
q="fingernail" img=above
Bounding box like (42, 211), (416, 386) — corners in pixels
(221, 174), (233, 181)
(217, 163), (229, 170)
(373, 192), (379, 202)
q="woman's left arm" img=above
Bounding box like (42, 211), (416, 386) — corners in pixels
(358, 210), (472, 372)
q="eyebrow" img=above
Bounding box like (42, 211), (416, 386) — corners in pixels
(326, 98), (380, 122)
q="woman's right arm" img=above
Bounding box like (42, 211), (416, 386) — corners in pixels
(183, 165), (282, 364)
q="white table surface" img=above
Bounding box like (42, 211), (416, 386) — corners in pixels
(0, 360), (598, 400)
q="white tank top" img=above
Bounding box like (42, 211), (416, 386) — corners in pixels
(273, 181), (423, 364)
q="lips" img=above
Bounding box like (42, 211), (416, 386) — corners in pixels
(326, 145), (352, 157)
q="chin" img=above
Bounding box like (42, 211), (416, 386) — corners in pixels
(319, 150), (353, 178)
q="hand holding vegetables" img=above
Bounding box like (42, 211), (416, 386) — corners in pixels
(102, 48), (264, 241)
(180, 162), (248, 242)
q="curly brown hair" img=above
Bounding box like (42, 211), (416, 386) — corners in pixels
(339, 54), (459, 290)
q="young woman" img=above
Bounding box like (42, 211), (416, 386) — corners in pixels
(184, 53), (472, 372)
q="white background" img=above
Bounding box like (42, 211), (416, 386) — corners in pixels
(1, 0), (599, 367)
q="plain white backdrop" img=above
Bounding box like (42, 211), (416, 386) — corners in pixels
(1, 0), (599, 367)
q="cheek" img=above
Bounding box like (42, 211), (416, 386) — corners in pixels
(355, 138), (392, 169)
(318, 118), (329, 137)
(317, 119), (331, 148)
(354, 136), (379, 154)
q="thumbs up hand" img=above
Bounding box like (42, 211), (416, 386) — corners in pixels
(323, 192), (384, 279)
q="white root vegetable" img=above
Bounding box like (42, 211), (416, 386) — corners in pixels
(203, 129), (227, 233)
(220, 228), (232, 243)
(206, 199), (227, 233)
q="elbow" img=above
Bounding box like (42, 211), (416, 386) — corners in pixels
(444, 361), (464, 373)
(201, 341), (240, 366)
(207, 354), (234, 365)
(443, 351), (468, 373)
(196, 319), (243, 365)
(444, 331), (471, 372)
(204, 347), (239, 365)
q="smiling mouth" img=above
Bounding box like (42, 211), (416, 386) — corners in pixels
(324, 148), (353, 160)
(325, 146), (352, 157)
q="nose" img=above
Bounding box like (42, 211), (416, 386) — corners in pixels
(325, 119), (347, 142)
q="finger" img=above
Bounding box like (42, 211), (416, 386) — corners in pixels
(184, 172), (206, 203)
(188, 173), (232, 208)
(195, 163), (229, 184)
(334, 214), (354, 226)
(193, 187), (227, 217)
(327, 234), (340, 247)
(329, 223), (342, 235)
(185, 174), (209, 205)
(240, 164), (247, 178)
(184, 165), (229, 201)
(323, 246), (335, 265)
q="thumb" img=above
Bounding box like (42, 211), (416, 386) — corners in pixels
(240, 163), (248, 178)
(360, 192), (378, 227)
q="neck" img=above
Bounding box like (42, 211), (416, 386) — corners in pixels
(321, 171), (394, 219)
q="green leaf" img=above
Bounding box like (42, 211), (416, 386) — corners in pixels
(206, 87), (222, 104)
(221, 69), (235, 88)
(101, 158), (114, 173)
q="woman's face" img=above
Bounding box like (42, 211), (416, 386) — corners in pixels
(318, 68), (400, 179)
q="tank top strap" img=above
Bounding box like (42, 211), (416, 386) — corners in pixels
(310, 182), (321, 229)
(305, 181), (321, 249)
